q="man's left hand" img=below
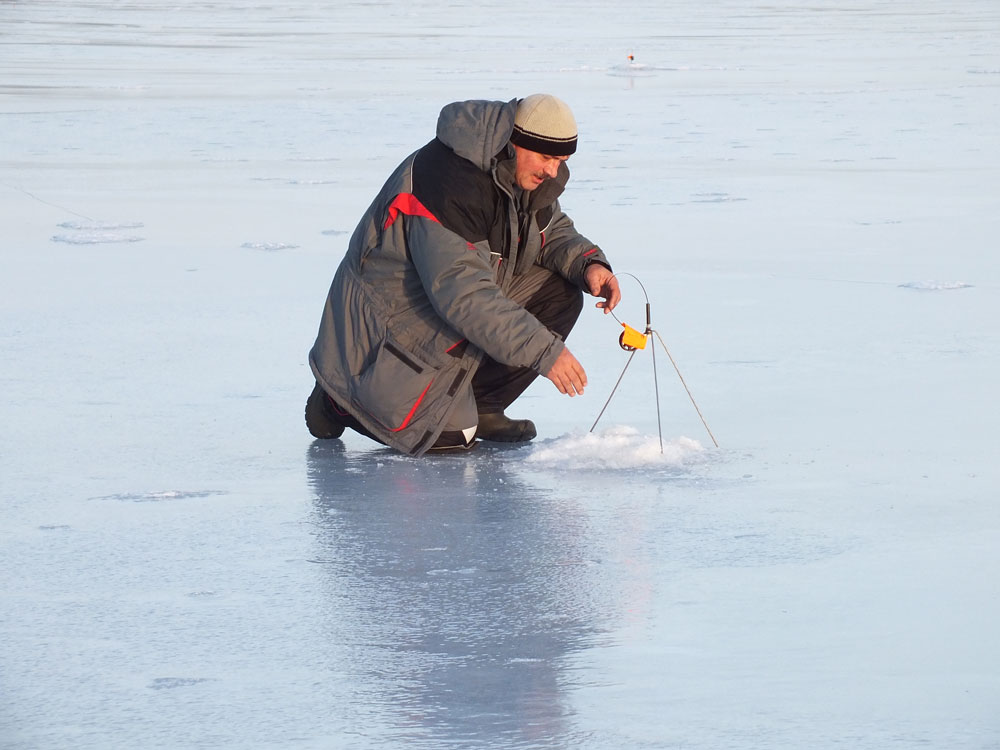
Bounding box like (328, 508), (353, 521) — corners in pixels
(584, 263), (621, 314)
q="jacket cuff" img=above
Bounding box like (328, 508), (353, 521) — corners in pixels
(535, 334), (566, 377)
(577, 251), (611, 289)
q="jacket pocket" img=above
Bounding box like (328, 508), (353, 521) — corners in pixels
(353, 336), (437, 432)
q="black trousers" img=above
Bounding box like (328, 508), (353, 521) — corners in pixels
(472, 264), (584, 414)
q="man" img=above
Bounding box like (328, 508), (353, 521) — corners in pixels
(306, 94), (621, 456)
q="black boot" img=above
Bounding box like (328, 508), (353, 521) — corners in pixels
(476, 412), (537, 443)
(305, 383), (346, 439)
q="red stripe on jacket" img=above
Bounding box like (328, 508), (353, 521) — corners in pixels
(384, 193), (440, 229)
(390, 380), (433, 432)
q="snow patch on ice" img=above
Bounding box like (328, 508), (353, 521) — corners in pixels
(558, 61), (731, 78)
(51, 220), (146, 245)
(90, 490), (227, 503)
(691, 192), (747, 204)
(57, 220), (144, 231)
(606, 62), (659, 78)
(603, 61), (731, 77)
(898, 281), (973, 291)
(286, 178), (337, 186)
(251, 176), (336, 185)
(526, 426), (705, 471)
(241, 241), (299, 252)
(51, 232), (144, 245)
(52, 231), (144, 245)
(147, 677), (215, 690)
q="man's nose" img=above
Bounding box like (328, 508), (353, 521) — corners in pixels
(544, 160), (560, 179)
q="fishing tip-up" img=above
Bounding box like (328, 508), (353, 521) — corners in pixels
(592, 273), (719, 451)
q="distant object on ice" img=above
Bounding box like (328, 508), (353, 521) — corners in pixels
(526, 426), (705, 471)
(607, 53), (658, 78)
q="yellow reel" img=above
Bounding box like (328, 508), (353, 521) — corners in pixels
(618, 323), (648, 351)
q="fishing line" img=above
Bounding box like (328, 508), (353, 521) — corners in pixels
(590, 272), (719, 450)
(1, 180), (95, 222)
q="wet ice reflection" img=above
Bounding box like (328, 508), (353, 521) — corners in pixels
(306, 442), (609, 747)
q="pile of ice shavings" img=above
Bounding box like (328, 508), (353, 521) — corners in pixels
(526, 425), (705, 471)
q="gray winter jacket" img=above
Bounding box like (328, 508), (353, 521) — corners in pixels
(309, 99), (610, 455)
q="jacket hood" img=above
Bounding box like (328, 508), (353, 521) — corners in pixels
(436, 99), (517, 171)
(436, 98), (570, 206)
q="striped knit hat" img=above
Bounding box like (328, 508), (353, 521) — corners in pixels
(510, 94), (578, 156)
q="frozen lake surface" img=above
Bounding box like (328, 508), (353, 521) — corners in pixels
(2, 2), (999, 748)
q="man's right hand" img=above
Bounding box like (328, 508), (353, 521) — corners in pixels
(545, 347), (587, 396)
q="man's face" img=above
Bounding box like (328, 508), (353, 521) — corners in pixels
(513, 145), (569, 191)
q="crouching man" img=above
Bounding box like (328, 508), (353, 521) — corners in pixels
(306, 94), (620, 455)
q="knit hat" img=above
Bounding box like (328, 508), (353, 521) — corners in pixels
(510, 94), (578, 156)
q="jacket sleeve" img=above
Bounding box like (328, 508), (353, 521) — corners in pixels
(536, 201), (612, 288)
(406, 215), (565, 376)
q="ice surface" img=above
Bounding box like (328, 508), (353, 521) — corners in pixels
(2, 1), (999, 749)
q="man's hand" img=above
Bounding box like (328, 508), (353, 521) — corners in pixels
(545, 347), (587, 397)
(584, 263), (621, 314)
